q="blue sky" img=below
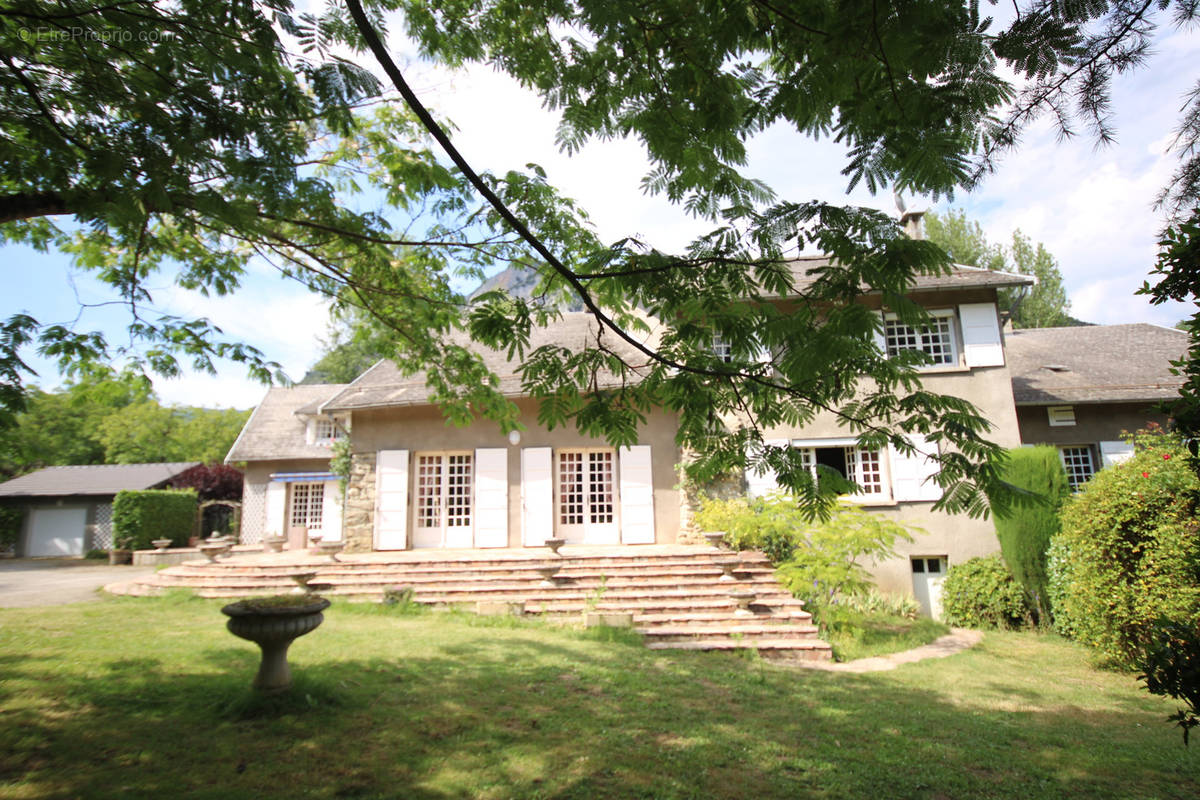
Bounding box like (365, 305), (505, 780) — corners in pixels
(4, 19), (1198, 409)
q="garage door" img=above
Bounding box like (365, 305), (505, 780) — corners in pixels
(28, 508), (87, 557)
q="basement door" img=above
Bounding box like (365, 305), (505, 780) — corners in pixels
(556, 449), (619, 545)
(911, 556), (947, 620)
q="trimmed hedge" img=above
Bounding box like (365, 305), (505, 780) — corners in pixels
(993, 446), (1069, 624)
(1048, 427), (1200, 667)
(112, 489), (197, 550)
(940, 555), (1032, 629)
(0, 505), (23, 551)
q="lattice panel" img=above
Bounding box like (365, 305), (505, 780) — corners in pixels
(241, 481), (266, 544)
(93, 503), (113, 550)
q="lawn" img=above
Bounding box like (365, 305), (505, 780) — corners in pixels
(0, 595), (1196, 799)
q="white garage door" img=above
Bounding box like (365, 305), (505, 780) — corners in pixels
(28, 508), (87, 557)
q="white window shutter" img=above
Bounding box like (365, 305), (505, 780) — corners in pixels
(375, 449), (409, 550)
(959, 303), (1004, 367)
(618, 445), (655, 544)
(873, 310), (888, 356)
(1099, 440), (1135, 467)
(746, 439), (787, 498)
(521, 447), (554, 546)
(888, 434), (943, 502)
(321, 480), (343, 541)
(474, 448), (508, 548)
(304, 419), (316, 445)
(265, 481), (287, 537)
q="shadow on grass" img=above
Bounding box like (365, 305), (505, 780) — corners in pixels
(0, 610), (1196, 800)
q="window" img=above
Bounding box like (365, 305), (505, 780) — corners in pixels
(712, 334), (733, 363)
(1059, 446), (1095, 490)
(1047, 406), (1076, 427)
(911, 557), (944, 574)
(791, 442), (888, 499)
(883, 310), (957, 366)
(556, 448), (618, 543)
(289, 482), (324, 529)
(312, 416), (347, 445)
(415, 452), (473, 536)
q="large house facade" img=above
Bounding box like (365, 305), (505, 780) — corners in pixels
(232, 258), (1139, 607)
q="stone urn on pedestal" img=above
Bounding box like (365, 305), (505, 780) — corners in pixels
(221, 595), (331, 694)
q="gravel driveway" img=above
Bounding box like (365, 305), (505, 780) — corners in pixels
(0, 559), (158, 607)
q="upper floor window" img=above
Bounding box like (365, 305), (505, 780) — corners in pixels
(883, 310), (958, 367)
(712, 334), (734, 363)
(311, 416), (348, 445)
(792, 442), (888, 499)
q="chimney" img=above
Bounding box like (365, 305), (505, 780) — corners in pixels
(900, 209), (925, 239)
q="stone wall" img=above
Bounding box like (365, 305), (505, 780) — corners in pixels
(676, 455), (746, 545)
(343, 451), (377, 552)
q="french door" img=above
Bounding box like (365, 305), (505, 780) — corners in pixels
(413, 452), (474, 548)
(556, 449), (619, 544)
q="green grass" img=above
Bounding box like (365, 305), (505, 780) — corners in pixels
(1, 595), (1196, 799)
(820, 610), (951, 662)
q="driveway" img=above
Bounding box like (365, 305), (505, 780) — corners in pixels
(0, 559), (158, 608)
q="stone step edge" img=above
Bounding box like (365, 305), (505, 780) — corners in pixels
(645, 639), (832, 652)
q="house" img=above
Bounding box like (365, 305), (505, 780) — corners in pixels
(1005, 323), (1187, 488)
(227, 258), (1041, 615)
(0, 462), (200, 556)
(224, 383), (350, 545)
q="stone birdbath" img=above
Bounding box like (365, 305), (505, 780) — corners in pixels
(703, 531), (727, 549)
(544, 537), (566, 556)
(718, 559), (742, 582)
(221, 595), (331, 694)
(289, 571), (318, 595)
(307, 532), (324, 553)
(151, 538), (173, 552)
(536, 564), (562, 587)
(317, 540), (345, 563)
(729, 589), (757, 616)
(198, 543), (226, 564)
(263, 535), (287, 553)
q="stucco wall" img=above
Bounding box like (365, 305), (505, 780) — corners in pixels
(344, 399), (682, 550)
(1015, 402), (1168, 448)
(239, 458), (333, 543)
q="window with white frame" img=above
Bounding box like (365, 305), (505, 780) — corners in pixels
(313, 416), (347, 445)
(289, 482), (324, 529)
(415, 452), (473, 534)
(791, 442), (888, 499)
(556, 448), (617, 540)
(1059, 446), (1095, 490)
(712, 334), (734, 363)
(883, 310), (958, 366)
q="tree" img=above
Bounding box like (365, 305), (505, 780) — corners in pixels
(924, 210), (1075, 328)
(4, 1), (1199, 518)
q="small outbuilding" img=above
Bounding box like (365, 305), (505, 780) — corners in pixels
(0, 462), (200, 557)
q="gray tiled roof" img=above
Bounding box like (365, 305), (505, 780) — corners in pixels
(1007, 324), (1187, 404)
(225, 384), (348, 462)
(321, 312), (657, 413)
(0, 462), (200, 498)
(785, 256), (1034, 294)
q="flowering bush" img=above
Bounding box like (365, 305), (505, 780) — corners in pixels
(1048, 426), (1200, 667)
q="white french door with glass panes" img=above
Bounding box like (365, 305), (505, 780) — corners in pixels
(413, 452), (473, 548)
(556, 449), (619, 544)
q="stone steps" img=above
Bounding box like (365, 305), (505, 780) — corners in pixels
(109, 546), (830, 660)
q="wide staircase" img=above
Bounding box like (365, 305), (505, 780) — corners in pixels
(108, 546), (831, 662)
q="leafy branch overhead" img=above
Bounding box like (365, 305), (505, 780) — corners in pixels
(2, 1), (1198, 516)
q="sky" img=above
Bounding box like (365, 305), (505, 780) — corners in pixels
(4, 14), (1198, 410)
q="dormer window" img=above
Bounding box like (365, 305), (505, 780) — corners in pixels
(308, 415), (348, 446)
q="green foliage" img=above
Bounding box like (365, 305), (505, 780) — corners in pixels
(993, 446), (1069, 624)
(1049, 427), (1200, 667)
(695, 493), (915, 609)
(0, 505), (22, 550)
(111, 489), (197, 550)
(1137, 618), (1200, 746)
(330, 439), (353, 495)
(924, 210), (1074, 328)
(941, 555), (1033, 630)
(841, 589), (920, 620)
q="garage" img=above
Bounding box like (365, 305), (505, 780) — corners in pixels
(27, 507), (88, 557)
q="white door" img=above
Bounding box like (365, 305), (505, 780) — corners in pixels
(556, 449), (619, 544)
(413, 452), (474, 549)
(911, 556), (948, 620)
(28, 508), (87, 557)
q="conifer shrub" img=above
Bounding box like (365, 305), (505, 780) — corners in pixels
(993, 446), (1069, 624)
(940, 555), (1032, 629)
(112, 489), (198, 550)
(1048, 427), (1200, 667)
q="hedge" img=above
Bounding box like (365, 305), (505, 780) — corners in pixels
(940, 555), (1032, 629)
(112, 489), (197, 550)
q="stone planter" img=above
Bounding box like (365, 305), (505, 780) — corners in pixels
(703, 531), (727, 549)
(263, 536), (286, 553)
(151, 538), (173, 552)
(544, 537), (566, 556)
(222, 596), (331, 694)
